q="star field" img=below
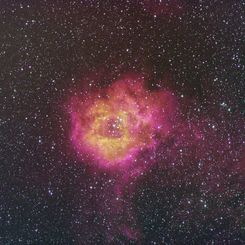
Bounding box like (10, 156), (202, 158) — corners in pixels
(0, 1), (244, 244)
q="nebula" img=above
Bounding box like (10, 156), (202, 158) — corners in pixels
(69, 74), (177, 172)
(67, 72), (245, 242)
(68, 74), (179, 240)
(143, 0), (186, 17)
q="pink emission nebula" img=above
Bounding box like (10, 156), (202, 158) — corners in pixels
(66, 73), (245, 242)
(67, 74), (179, 240)
(69, 74), (177, 172)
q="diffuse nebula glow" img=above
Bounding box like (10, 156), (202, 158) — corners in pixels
(69, 75), (176, 171)
(68, 74), (178, 241)
(67, 73), (245, 242)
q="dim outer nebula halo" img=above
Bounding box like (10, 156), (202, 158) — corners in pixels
(68, 75), (176, 170)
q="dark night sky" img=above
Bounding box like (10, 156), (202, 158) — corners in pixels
(0, 1), (245, 244)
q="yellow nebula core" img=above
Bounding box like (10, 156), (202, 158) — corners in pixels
(83, 100), (151, 163)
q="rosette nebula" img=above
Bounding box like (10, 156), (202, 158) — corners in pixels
(69, 75), (176, 170)
(68, 75), (178, 240)
(2, 1), (245, 244)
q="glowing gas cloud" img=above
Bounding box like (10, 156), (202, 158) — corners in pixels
(68, 75), (176, 170)
(67, 73), (245, 242)
(68, 74), (178, 240)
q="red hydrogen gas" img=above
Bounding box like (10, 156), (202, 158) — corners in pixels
(68, 74), (177, 172)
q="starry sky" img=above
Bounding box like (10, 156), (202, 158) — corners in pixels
(1, 1), (245, 244)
